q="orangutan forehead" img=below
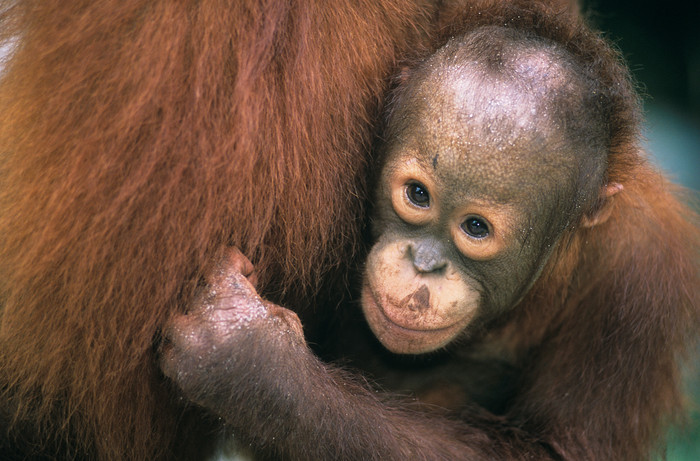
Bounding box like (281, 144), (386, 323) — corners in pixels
(384, 29), (607, 203)
(415, 34), (585, 142)
(389, 75), (575, 203)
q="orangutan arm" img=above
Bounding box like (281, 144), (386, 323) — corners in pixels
(159, 248), (553, 461)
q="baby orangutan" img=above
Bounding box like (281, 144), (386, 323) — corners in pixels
(162, 11), (699, 461)
(361, 26), (617, 355)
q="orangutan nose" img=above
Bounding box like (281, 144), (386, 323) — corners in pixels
(407, 239), (448, 274)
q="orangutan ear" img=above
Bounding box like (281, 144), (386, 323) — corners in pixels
(581, 183), (623, 228)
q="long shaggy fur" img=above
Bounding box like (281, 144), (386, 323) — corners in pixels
(0, 1), (438, 459)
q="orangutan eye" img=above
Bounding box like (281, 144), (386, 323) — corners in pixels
(461, 216), (490, 239)
(406, 182), (430, 208)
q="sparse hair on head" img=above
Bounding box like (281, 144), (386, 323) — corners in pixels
(384, 7), (641, 217)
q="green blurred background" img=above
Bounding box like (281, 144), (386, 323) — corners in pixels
(585, 1), (699, 459)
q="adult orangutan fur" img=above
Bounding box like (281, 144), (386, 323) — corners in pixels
(0, 0), (441, 458)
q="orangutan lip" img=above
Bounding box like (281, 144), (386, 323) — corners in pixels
(378, 305), (457, 335)
(365, 285), (457, 334)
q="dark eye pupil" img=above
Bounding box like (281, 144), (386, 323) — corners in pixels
(407, 183), (430, 207)
(462, 217), (489, 238)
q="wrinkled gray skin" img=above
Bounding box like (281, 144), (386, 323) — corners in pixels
(361, 27), (608, 354)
